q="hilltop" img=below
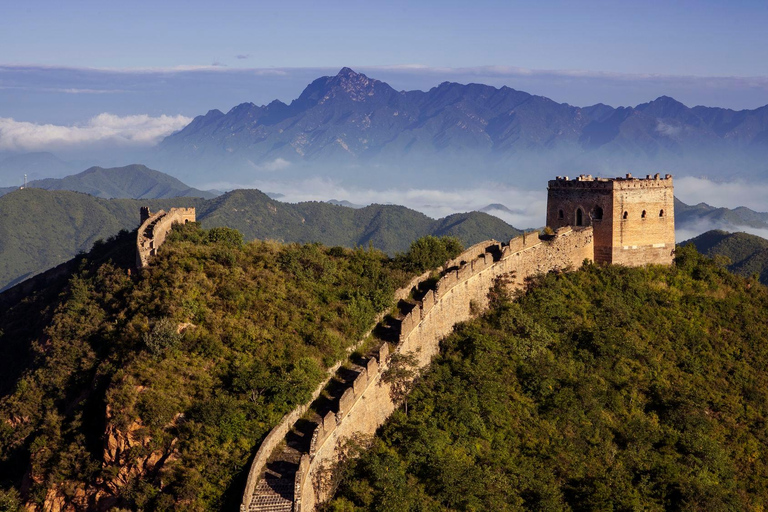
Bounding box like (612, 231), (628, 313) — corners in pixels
(683, 230), (768, 284)
(0, 164), (216, 200)
(0, 223), (462, 510)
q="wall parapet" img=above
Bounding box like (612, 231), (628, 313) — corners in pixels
(135, 207), (196, 268)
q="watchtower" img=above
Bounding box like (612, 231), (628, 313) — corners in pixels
(546, 173), (675, 266)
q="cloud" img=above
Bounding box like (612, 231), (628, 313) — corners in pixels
(676, 218), (768, 243)
(675, 176), (768, 212)
(0, 113), (192, 151)
(246, 158), (292, 172)
(656, 120), (681, 137)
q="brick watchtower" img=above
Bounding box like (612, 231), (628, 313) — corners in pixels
(546, 173), (675, 266)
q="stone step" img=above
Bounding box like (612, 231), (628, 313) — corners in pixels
(249, 477), (294, 512)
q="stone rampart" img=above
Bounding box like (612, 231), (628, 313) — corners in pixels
(297, 227), (595, 511)
(135, 207), (196, 268)
(240, 269), (435, 511)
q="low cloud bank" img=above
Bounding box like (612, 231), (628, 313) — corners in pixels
(200, 176), (768, 243)
(676, 218), (768, 243)
(676, 176), (768, 212)
(0, 113), (191, 151)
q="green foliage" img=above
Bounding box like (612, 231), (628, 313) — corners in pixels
(330, 249), (768, 511)
(394, 236), (464, 274)
(205, 226), (244, 247)
(683, 229), (768, 285)
(0, 223), (418, 510)
(142, 318), (181, 356)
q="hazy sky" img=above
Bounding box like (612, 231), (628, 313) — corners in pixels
(3, 0), (768, 75)
(1, 1), (767, 129)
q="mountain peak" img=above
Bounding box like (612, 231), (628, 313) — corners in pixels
(337, 67), (359, 78)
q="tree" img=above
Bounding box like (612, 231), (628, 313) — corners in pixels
(381, 351), (418, 414)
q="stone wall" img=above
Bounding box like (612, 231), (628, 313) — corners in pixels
(135, 207), (196, 268)
(239, 273), (434, 512)
(297, 227), (595, 511)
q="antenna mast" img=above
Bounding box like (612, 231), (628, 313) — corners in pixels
(24, 174), (27, 188)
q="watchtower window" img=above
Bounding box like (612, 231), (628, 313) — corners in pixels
(576, 208), (584, 226)
(558, 209), (564, 220)
(594, 206), (603, 220)
(641, 210), (647, 218)
(659, 209), (665, 217)
(623, 211), (628, 220)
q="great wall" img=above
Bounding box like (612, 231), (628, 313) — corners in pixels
(241, 226), (595, 512)
(135, 206), (196, 268)
(129, 173), (674, 511)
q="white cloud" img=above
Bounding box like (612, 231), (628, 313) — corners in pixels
(656, 120), (681, 137)
(0, 113), (192, 150)
(246, 157), (292, 172)
(675, 176), (768, 212)
(676, 218), (768, 243)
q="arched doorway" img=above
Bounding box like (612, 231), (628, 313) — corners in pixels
(576, 208), (583, 226)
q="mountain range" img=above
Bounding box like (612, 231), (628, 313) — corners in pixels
(156, 67), (768, 187)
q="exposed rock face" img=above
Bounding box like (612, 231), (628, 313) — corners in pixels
(24, 401), (180, 512)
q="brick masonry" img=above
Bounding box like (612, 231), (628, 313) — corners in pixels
(546, 173), (675, 265)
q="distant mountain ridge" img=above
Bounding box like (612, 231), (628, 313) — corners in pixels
(157, 68), (768, 186)
(0, 164), (216, 199)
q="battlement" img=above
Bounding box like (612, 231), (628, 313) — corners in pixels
(135, 207), (196, 268)
(549, 173), (674, 190)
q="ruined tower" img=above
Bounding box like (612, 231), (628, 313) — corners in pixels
(546, 173), (675, 266)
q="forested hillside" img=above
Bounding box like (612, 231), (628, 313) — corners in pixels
(0, 223), (455, 511)
(329, 246), (768, 511)
(684, 230), (768, 285)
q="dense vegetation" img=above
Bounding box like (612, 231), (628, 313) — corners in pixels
(329, 245), (768, 511)
(684, 229), (768, 285)
(0, 187), (518, 291)
(0, 223), (461, 510)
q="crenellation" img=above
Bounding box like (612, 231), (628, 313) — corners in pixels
(421, 290), (435, 314)
(338, 388), (355, 419)
(322, 412), (336, 433)
(296, 227), (597, 510)
(378, 343), (389, 363)
(352, 370), (368, 396)
(366, 358), (378, 378)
